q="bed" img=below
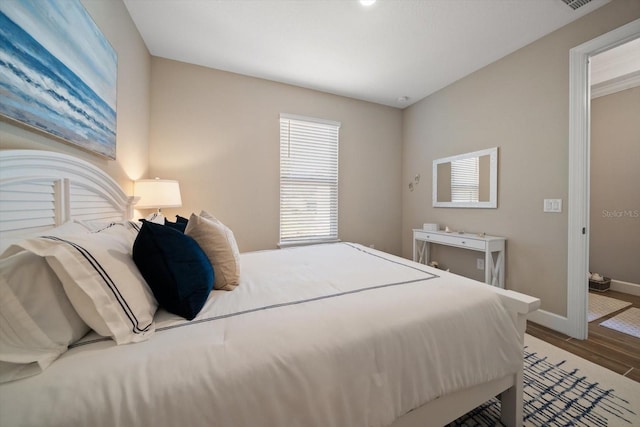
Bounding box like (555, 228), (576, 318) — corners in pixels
(0, 149), (540, 427)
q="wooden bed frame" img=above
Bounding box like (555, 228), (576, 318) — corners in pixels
(0, 149), (540, 426)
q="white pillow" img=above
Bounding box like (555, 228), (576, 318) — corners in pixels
(0, 222), (91, 383)
(6, 223), (157, 345)
(185, 211), (240, 291)
(0, 252), (90, 383)
(75, 219), (143, 234)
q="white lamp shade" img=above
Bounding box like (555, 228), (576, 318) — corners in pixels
(134, 179), (182, 209)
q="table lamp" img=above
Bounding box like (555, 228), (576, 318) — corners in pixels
(134, 178), (182, 223)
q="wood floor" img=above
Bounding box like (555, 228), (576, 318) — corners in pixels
(526, 290), (640, 383)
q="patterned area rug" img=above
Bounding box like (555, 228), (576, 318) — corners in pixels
(588, 293), (632, 322)
(450, 334), (640, 426)
(600, 307), (640, 339)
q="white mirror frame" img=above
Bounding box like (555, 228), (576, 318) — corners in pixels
(432, 147), (498, 208)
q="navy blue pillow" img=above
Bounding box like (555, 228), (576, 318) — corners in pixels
(133, 221), (214, 320)
(165, 216), (188, 233)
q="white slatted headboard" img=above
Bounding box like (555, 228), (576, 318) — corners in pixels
(0, 150), (135, 247)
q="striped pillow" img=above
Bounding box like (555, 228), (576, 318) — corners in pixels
(0, 223), (91, 383)
(9, 222), (157, 345)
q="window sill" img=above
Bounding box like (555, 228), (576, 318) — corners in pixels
(278, 239), (341, 249)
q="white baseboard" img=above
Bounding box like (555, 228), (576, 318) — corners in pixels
(610, 279), (640, 297)
(527, 309), (573, 337)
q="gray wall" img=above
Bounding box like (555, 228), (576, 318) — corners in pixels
(149, 58), (403, 254)
(401, 1), (640, 316)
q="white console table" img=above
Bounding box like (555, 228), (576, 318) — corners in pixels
(413, 229), (506, 288)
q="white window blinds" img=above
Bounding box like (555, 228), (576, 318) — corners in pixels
(450, 157), (479, 203)
(279, 114), (340, 245)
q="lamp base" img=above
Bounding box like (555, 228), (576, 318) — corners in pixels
(144, 211), (165, 224)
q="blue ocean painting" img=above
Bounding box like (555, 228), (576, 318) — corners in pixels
(0, 0), (117, 159)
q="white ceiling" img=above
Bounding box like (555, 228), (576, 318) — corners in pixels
(124, 0), (610, 108)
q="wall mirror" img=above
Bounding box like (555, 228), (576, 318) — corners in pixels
(432, 147), (498, 208)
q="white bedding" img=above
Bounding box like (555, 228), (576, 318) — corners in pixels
(0, 243), (522, 427)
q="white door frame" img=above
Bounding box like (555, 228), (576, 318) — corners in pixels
(566, 19), (640, 339)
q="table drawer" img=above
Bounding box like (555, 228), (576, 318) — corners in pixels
(414, 231), (486, 250)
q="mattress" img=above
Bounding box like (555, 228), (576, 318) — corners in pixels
(0, 243), (522, 427)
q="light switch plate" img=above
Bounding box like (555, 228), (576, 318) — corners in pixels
(544, 199), (562, 213)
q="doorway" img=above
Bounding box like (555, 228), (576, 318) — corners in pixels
(589, 39), (640, 294)
(567, 19), (640, 340)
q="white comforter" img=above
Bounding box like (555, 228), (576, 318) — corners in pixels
(0, 243), (522, 427)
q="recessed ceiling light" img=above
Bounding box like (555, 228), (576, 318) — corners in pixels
(360, 0), (376, 6)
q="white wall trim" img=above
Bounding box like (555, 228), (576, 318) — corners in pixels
(567, 39), (591, 341)
(610, 279), (640, 297)
(591, 70), (640, 98)
(279, 113), (341, 128)
(567, 19), (640, 340)
(527, 309), (573, 337)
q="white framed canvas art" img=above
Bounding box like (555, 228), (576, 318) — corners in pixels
(0, 0), (117, 159)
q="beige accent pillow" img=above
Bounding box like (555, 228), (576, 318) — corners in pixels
(185, 211), (240, 291)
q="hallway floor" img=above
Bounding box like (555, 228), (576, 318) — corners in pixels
(527, 290), (640, 383)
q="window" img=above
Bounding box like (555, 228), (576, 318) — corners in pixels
(450, 156), (479, 203)
(279, 113), (340, 246)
